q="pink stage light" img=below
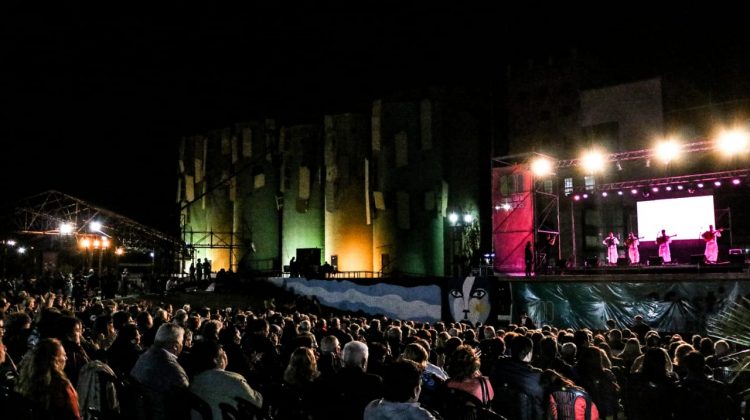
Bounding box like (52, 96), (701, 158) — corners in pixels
(582, 193), (589, 199)
(617, 191), (624, 196)
(732, 179), (741, 185)
(677, 185), (684, 190)
(602, 192), (608, 197)
(697, 183), (704, 188)
(573, 195), (581, 201)
(665, 186), (672, 191)
(714, 181), (722, 187)
(631, 189), (638, 194)
(652, 187), (659, 192)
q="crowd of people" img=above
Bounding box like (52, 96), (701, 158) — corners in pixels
(0, 277), (747, 420)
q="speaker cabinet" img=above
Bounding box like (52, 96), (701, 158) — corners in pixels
(648, 256), (663, 266)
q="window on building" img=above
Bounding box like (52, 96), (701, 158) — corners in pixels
(564, 177), (573, 195)
(543, 179), (553, 194)
(584, 175), (595, 192)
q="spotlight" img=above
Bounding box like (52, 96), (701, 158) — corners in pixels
(687, 184), (696, 194)
(617, 191), (624, 196)
(581, 150), (606, 173)
(652, 187), (659, 192)
(642, 189), (651, 198)
(448, 213), (458, 225)
(602, 192), (608, 197)
(733, 179), (741, 185)
(677, 185), (684, 190)
(530, 157), (554, 177)
(697, 183), (704, 188)
(631, 189), (638, 195)
(582, 193), (589, 199)
(655, 140), (681, 164)
(665, 186), (672, 191)
(494, 205), (502, 211)
(573, 195), (581, 201)
(714, 181), (722, 187)
(717, 129), (750, 156)
(502, 203), (512, 211)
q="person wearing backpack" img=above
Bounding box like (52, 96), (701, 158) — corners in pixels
(540, 369), (600, 420)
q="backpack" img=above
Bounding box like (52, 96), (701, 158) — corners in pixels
(549, 387), (594, 420)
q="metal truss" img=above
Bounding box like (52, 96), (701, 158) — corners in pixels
(568, 168), (750, 194)
(556, 140), (715, 168)
(11, 190), (186, 255)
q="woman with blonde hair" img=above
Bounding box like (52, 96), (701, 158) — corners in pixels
(15, 338), (80, 420)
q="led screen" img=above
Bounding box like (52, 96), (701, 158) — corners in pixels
(636, 195), (715, 241)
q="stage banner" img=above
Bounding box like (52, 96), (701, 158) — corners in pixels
(492, 165), (534, 273)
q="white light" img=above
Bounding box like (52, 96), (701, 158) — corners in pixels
(631, 189), (638, 195)
(655, 140), (681, 164)
(530, 157), (554, 177)
(581, 150), (606, 173)
(582, 193), (589, 199)
(463, 214), (474, 224)
(617, 191), (623, 196)
(665, 186), (672, 191)
(602, 192), (608, 197)
(677, 185), (684, 190)
(448, 213), (458, 225)
(502, 203), (512, 211)
(697, 183), (704, 188)
(733, 179), (741, 185)
(494, 205), (502, 211)
(59, 222), (74, 235)
(652, 187), (659, 192)
(573, 195), (581, 201)
(150, 252), (155, 258)
(714, 181), (722, 187)
(717, 129), (750, 156)
(90, 221), (102, 232)
(7, 240), (16, 246)
(17, 247), (26, 254)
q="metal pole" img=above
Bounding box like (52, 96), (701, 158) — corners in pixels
(570, 199), (577, 267)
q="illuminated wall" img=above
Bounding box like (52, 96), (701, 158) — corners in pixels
(323, 114), (373, 272)
(281, 125), (325, 267)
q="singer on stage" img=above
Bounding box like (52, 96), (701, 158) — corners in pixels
(625, 232), (640, 265)
(656, 229), (674, 263)
(603, 232), (619, 265)
(702, 225), (722, 264)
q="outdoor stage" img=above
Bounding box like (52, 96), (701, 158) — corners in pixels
(260, 260), (749, 334)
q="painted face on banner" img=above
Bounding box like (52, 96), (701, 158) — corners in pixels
(449, 276), (491, 326)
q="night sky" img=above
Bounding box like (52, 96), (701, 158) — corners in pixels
(1, 5), (746, 234)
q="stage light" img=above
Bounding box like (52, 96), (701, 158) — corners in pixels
(59, 222), (74, 235)
(642, 188), (651, 198)
(631, 189), (638, 195)
(697, 182), (704, 188)
(733, 179), (741, 185)
(665, 186), (672, 191)
(717, 129), (750, 156)
(655, 140), (681, 164)
(602, 192), (608, 197)
(463, 214), (474, 224)
(617, 191), (624, 196)
(17, 247), (26, 254)
(573, 195), (581, 201)
(582, 193), (589, 199)
(89, 221), (102, 232)
(502, 203), (512, 211)
(7, 240), (16, 246)
(652, 187), (659, 192)
(530, 157), (554, 177)
(581, 150), (606, 173)
(494, 205), (501, 211)
(448, 213), (458, 225)
(714, 181), (722, 187)
(677, 185), (684, 190)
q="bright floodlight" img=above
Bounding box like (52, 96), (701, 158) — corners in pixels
(448, 213), (459, 225)
(7, 240), (16, 246)
(501, 203), (512, 211)
(655, 140), (681, 164)
(59, 222), (74, 235)
(602, 192), (608, 197)
(530, 157), (553, 177)
(463, 214), (474, 224)
(115, 247), (124, 256)
(717, 130), (750, 156)
(17, 247), (26, 254)
(581, 150), (606, 173)
(733, 179), (741, 185)
(89, 221), (102, 232)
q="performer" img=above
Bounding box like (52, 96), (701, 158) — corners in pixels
(524, 241), (533, 277)
(624, 232), (641, 265)
(656, 229), (674, 263)
(702, 225), (722, 264)
(602, 232), (619, 265)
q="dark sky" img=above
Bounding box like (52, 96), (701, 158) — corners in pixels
(1, 5), (745, 233)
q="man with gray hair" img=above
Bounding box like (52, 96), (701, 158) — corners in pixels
(324, 340), (384, 419)
(131, 323), (189, 420)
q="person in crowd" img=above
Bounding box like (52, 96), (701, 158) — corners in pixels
(16, 338), (81, 420)
(130, 323), (189, 420)
(322, 340), (384, 419)
(106, 323), (142, 379)
(491, 335), (545, 419)
(574, 346), (620, 419)
(674, 351), (737, 419)
(540, 369), (600, 420)
(626, 347), (678, 419)
(446, 344), (494, 405)
(56, 316), (90, 387)
(317, 335), (342, 378)
(189, 340), (262, 420)
(364, 359), (438, 420)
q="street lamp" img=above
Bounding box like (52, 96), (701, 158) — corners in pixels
(448, 210), (475, 277)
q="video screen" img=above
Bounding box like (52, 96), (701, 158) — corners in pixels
(636, 195), (715, 241)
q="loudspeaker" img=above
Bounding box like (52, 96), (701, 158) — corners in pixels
(617, 257), (630, 266)
(584, 256), (599, 267)
(690, 254), (704, 265)
(648, 256), (663, 266)
(729, 253), (745, 265)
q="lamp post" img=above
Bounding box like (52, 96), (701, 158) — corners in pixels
(448, 211), (474, 277)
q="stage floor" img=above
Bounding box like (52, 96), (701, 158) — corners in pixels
(508, 262), (749, 282)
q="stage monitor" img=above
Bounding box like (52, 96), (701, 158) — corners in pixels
(636, 195), (715, 241)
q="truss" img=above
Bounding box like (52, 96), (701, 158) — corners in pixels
(10, 190), (187, 255)
(568, 168), (750, 194)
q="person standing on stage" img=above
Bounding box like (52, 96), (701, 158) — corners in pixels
(702, 225), (722, 264)
(625, 232), (640, 265)
(524, 241), (533, 277)
(656, 229), (673, 263)
(602, 232), (619, 265)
